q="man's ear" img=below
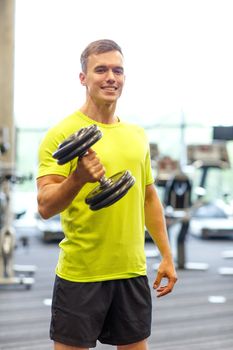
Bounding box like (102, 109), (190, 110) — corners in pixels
(79, 72), (86, 86)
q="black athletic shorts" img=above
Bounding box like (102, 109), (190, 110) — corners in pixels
(50, 275), (152, 348)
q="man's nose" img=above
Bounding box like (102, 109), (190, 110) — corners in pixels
(106, 69), (115, 82)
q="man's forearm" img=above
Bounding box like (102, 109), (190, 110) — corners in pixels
(37, 173), (85, 219)
(145, 185), (173, 259)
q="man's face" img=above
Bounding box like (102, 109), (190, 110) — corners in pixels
(80, 50), (125, 105)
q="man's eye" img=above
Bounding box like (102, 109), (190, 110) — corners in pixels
(95, 67), (107, 73)
(113, 68), (124, 75)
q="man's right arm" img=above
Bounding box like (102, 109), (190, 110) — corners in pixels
(37, 173), (85, 219)
(37, 149), (105, 219)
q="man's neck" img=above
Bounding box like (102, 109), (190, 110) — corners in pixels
(80, 101), (119, 124)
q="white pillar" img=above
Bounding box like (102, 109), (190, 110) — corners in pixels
(0, 0), (15, 169)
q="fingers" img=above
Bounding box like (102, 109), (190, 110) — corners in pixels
(153, 271), (163, 290)
(153, 271), (178, 298)
(84, 148), (97, 160)
(78, 148), (105, 182)
(155, 278), (177, 298)
(89, 163), (105, 181)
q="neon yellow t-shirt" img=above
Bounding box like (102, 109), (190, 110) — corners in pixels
(37, 111), (154, 282)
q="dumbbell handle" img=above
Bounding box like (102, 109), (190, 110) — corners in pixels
(99, 176), (112, 188)
(82, 150), (112, 188)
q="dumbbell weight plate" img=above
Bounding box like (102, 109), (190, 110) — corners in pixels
(89, 175), (135, 211)
(52, 125), (102, 165)
(85, 170), (132, 205)
(85, 170), (135, 210)
(53, 125), (95, 158)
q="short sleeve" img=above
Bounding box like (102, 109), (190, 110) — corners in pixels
(37, 128), (71, 179)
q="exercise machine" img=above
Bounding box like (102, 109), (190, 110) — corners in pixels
(153, 155), (208, 270)
(163, 172), (208, 270)
(0, 129), (36, 289)
(187, 143), (233, 239)
(0, 171), (37, 289)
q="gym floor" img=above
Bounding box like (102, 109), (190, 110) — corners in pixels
(0, 227), (233, 350)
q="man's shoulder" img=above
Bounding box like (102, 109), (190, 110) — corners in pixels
(51, 111), (80, 131)
(121, 120), (145, 132)
(38, 111), (83, 152)
(121, 121), (147, 139)
(45, 110), (84, 138)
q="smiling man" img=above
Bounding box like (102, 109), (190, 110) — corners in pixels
(37, 39), (177, 350)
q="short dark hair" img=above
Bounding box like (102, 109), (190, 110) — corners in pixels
(80, 39), (123, 73)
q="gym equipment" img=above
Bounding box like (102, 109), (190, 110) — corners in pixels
(187, 143), (230, 188)
(187, 143), (233, 239)
(155, 155), (181, 187)
(1, 129), (35, 289)
(0, 172), (36, 289)
(53, 125), (135, 210)
(152, 155), (209, 270)
(213, 125), (233, 141)
(164, 173), (192, 209)
(163, 173), (208, 270)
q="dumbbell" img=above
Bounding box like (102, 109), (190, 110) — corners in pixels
(52, 125), (135, 210)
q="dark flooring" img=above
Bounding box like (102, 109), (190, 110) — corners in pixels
(0, 226), (233, 350)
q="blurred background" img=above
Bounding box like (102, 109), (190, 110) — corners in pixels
(0, 0), (233, 349)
